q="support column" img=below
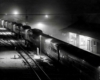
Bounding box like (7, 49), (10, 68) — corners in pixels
(37, 47), (39, 55)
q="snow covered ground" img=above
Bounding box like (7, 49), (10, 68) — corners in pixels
(0, 50), (28, 69)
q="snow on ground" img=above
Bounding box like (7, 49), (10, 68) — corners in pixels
(0, 50), (29, 69)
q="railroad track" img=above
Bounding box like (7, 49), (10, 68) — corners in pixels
(16, 47), (51, 80)
(0, 31), (51, 80)
(8, 38), (51, 80)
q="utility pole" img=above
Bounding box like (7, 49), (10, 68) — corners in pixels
(24, 1), (30, 25)
(25, 8), (28, 25)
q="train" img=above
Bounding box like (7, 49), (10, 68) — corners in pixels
(0, 19), (100, 80)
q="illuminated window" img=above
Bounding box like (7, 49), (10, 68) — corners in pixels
(79, 35), (91, 50)
(69, 32), (77, 45)
(80, 36), (86, 46)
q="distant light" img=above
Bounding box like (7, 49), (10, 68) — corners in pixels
(37, 23), (44, 27)
(37, 22), (45, 30)
(45, 15), (48, 18)
(13, 10), (19, 15)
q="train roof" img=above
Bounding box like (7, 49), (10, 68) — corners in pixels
(16, 23), (23, 26)
(12, 22), (17, 25)
(60, 22), (100, 40)
(22, 25), (31, 29)
(31, 28), (43, 34)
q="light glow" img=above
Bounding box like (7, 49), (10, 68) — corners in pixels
(45, 39), (52, 44)
(36, 22), (45, 30)
(37, 23), (44, 27)
(13, 10), (19, 15)
(45, 15), (48, 18)
(33, 55), (40, 59)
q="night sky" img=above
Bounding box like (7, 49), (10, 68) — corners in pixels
(0, 0), (100, 14)
(0, 0), (100, 34)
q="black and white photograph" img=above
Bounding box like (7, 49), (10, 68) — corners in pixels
(0, 0), (100, 80)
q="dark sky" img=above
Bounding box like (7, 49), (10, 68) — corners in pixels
(0, 0), (100, 14)
(0, 0), (100, 34)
